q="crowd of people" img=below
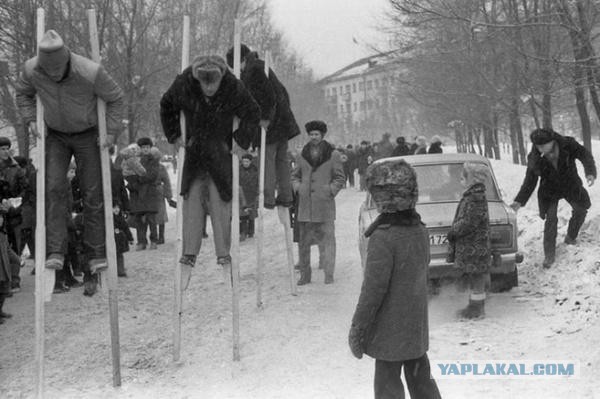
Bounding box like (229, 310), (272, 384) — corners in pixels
(2, 28), (597, 399)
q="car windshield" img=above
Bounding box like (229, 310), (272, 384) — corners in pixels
(367, 162), (500, 207)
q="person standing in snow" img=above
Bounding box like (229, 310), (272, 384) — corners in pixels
(428, 136), (443, 154)
(510, 128), (596, 268)
(160, 55), (260, 290)
(15, 29), (124, 276)
(349, 159), (441, 399)
(291, 121), (345, 285)
(226, 44), (301, 209)
(447, 163), (491, 319)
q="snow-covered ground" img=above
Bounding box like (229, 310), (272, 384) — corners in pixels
(1, 144), (600, 399)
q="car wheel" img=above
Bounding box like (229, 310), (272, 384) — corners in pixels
(490, 265), (518, 293)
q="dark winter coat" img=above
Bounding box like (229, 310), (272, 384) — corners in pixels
(114, 212), (133, 254)
(160, 67), (260, 202)
(239, 163), (259, 212)
(377, 138), (394, 158)
(514, 133), (596, 218)
(156, 163), (173, 224)
(126, 153), (160, 214)
(351, 210), (430, 361)
(428, 142), (443, 154)
(291, 141), (345, 222)
(391, 143), (411, 157)
(111, 161), (130, 212)
(241, 52), (300, 145)
(356, 147), (372, 175)
(448, 183), (491, 274)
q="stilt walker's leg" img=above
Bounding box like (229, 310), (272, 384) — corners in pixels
(173, 15), (190, 363)
(231, 19), (242, 361)
(34, 9), (47, 398)
(87, 9), (121, 387)
(277, 205), (297, 296)
(255, 52), (269, 308)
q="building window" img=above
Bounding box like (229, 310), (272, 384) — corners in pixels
(367, 80), (373, 90)
(340, 86), (343, 94)
(340, 104), (344, 113)
(332, 87), (337, 95)
(360, 101), (365, 111)
(359, 81), (364, 91)
(353, 102), (357, 111)
(353, 83), (356, 93)
(345, 84), (351, 93)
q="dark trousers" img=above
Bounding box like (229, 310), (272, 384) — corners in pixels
(374, 354), (441, 399)
(240, 217), (255, 238)
(263, 139), (293, 207)
(46, 128), (105, 259)
(19, 228), (35, 257)
(116, 253), (125, 276)
(344, 166), (355, 187)
(9, 247), (20, 287)
(543, 198), (587, 257)
(359, 173), (367, 191)
(298, 221), (336, 277)
(135, 212), (158, 245)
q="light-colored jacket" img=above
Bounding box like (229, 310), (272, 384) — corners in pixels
(291, 143), (345, 222)
(16, 52), (124, 134)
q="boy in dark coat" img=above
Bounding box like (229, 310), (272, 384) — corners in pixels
(226, 44), (300, 209)
(113, 202), (133, 277)
(511, 128), (596, 268)
(447, 162), (491, 319)
(349, 159), (441, 399)
(239, 154), (259, 239)
(160, 55), (260, 289)
(391, 136), (411, 157)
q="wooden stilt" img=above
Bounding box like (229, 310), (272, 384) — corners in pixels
(87, 9), (121, 387)
(173, 15), (190, 363)
(231, 18), (242, 362)
(34, 9), (46, 398)
(255, 52), (269, 308)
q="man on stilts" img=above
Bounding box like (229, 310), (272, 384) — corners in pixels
(16, 30), (124, 295)
(160, 55), (260, 289)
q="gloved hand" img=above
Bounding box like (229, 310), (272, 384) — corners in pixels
(167, 199), (177, 208)
(348, 325), (364, 359)
(510, 201), (521, 212)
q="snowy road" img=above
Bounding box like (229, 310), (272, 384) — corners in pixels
(1, 159), (600, 398)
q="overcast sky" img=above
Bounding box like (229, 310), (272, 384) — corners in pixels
(268, 0), (390, 78)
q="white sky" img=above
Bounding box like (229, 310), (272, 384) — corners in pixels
(268, 0), (390, 78)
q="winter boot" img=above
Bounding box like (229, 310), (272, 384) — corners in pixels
(83, 274), (98, 297)
(564, 235), (576, 245)
(0, 298), (12, 319)
(458, 298), (485, 320)
(542, 254), (555, 269)
(297, 267), (311, 286)
(324, 274), (334, 284)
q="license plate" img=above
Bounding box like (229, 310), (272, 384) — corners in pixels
(429, 233), (448, 246)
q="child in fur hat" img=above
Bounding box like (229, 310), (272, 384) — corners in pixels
(120, 144), (146, 177)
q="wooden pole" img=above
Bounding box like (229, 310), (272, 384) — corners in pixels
(34, 10), (46, 399)
(87, 9), (121, 387)
(255, 52), (269, 308)
(231, 18), (241, 362)
(173, 15), (190, 363)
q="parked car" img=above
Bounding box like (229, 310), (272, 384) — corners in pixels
(358, 153), (523, 292)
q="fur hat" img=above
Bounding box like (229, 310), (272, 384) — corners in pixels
(305, 120), (327, 135)
(0, 136), (11, 148)
(191, 55), (227, 83)
(136, 137), (153, 147)
(150, 146), (162, 160)
(366, 159), (418, 213)
(38, 30), (70, 72)
(431, 135), (442, 144)
(226, 44), (251, 67)
(530, 128), (556, 145)
(120, 143), (140, 158)
(463, 162), (490, 185)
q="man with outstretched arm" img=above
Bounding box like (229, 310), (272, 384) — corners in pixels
(160, 55), (260, 289)
(511, 128), (596, 268)
(15, 30), (124, 294)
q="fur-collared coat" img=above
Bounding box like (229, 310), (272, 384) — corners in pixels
(160, 67), (260, 202)
(241, 52), (300, 144)
(514, 133), (596, 218)
(448, 183), (491, 274)
(126, 153), (160, 214)
(291, 140), (345, 223)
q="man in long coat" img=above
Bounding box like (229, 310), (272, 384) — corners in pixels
(291, 121), (345, 285)
(160, 55), (260, 289)
(226, 44), (300, 209)
(349, 159), (441, 399)
(511, 128), (596, 267)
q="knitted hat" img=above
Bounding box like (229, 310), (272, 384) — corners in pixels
(136, 137), (153, 147)
(366, 159), (418, 213)
(191, 55), (227, 83)
(305, 120), (327, 135)
(530, 128), (556, 145)
(37, 30), (70, 72)
(226, 44), (251, 67)
(0, 136), (11, 148)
